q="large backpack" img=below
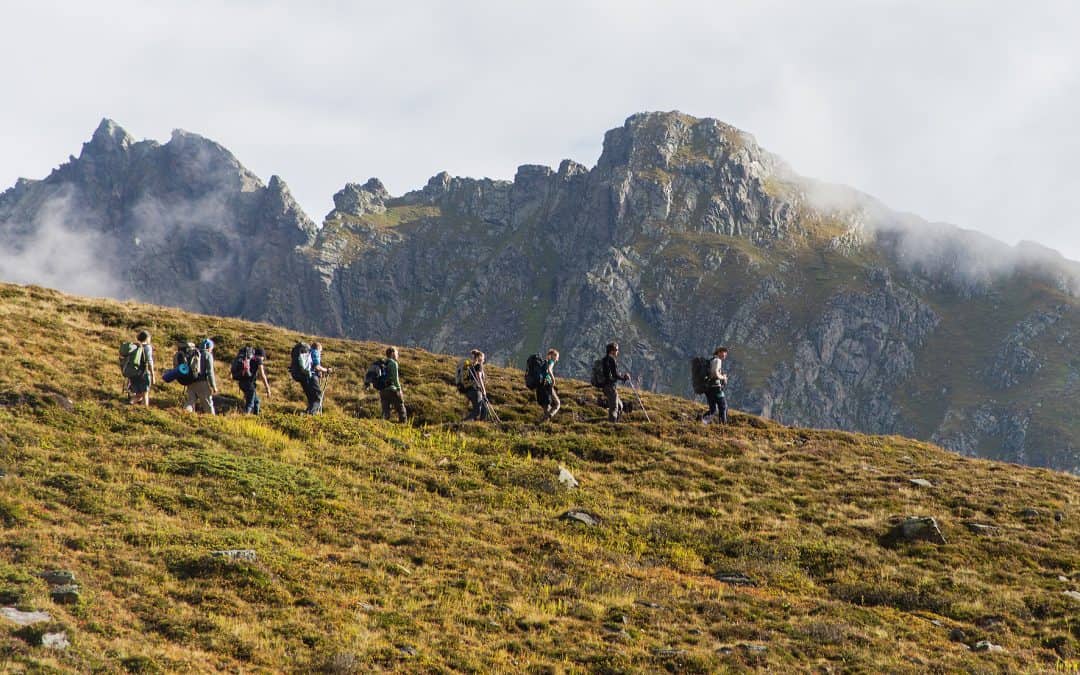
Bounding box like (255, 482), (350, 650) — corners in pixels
(119, 342), (147, 379)
(231, 346), (255, 380)
(590, 358), (608, 388)
(289, 342), (312, 383)
(365, 359), (390, 390)
(524, 353), (545, 390)
(690, 356), (711, 394)
(175, 346), (201, 386)
(455, 359), (473, 392)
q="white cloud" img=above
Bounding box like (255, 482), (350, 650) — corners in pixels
(1, 1), (1078, 258)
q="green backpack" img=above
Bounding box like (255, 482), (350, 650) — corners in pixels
(119, 342), (147, 379)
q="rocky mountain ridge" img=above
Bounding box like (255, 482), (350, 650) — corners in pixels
(1, 112), (1078, 472)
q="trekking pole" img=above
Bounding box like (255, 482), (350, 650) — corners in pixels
(472, 365), (502, 423)
(628, 377), (652, 423)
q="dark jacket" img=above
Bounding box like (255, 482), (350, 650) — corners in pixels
(602, 354), (625, 386)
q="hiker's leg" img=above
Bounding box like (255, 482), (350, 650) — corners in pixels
(185, 386), (198, 413)
(603, 384), (616, 421)
(251, 390), (261, 415)
(718, 395), (728, 424)
(380, 390), (392, 420)
(393, 391), (407, 423)
(549, 389), (561, 419)
(242, 385), (255, 414)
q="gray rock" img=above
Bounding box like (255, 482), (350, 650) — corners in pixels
(40, 570), (76, 586)
(1055, 511), (1065, 522)
(948, 628), (966, 642)
(41, 631), (70, 650)
(211, 549), (257, 562)
(1016, 508), (1044, 521)
(397, 645), (417, 657)
(714, 572), (756, 586)
(654, 648), (687, 657)
(881, 516), (947, 546)
(557, 466), (579, 489)
(1064, 590), (1080, 601)
(41, 392), (74, 412)
(50, 584), (80, 605)
(909, 478), (933, 488)
(1058, 575), (1070, 583)
(0, 607), (51, 626)
(559, 510), (601, 527)
(972, 640), (1005, 653)
(963, 522), (998, 535)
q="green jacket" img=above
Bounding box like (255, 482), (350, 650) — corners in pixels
(386, 358), (401, 392)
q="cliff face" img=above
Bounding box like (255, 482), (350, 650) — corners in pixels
(2, 113), (1078, 472)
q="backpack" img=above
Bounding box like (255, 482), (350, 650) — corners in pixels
(119, 342), (147, 379)
(691, 356), (711, 395)
(524, 353), (545, 390)
(175, 346), (201, 386)
(365, 359), (390, 390)
(289, 342), (312, 383)
(231, 346), (255, 380)
(455, 359), (474, 392)
(590, 358), (608, 388)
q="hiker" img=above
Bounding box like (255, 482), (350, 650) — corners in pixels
(538, 348), (560, 422)
(460, 349), (490, 421)
(122, 330), (155, 407)
(177, 338), (217, 415)
(703, 346), (729, 425)
(232, 346), (271, 414)
(306, 341), (330, 415)
(380, 346), (407, 423)
(600, 342), (631, 422)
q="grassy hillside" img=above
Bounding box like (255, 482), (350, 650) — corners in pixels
(0, 283), (1077, 673)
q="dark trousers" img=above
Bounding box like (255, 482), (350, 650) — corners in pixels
(537, 383), (560, 420)
(602, 383), (622, 421)
(705, 387), (727, 423)
(302, 376), (323, 415)
(239, 380), (260, 414)
(380, 388), (407, 422)
(464, 388), (488, 421)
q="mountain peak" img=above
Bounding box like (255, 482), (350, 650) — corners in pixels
(598, 110), (764, 174)
(85, 117), (135, 154)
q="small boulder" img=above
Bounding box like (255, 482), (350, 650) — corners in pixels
(0, 607), (51, 626)
(972, 640), (1005, 653)
(963, 522), (998, 536)
(559, 510), (601, 527)
(397, 645), (417, 658)
(40, 392), (75, 413)
(40, 570), (76, 586)
(1016, 507), (1043, 521)
(714, 572), (756, 587)
(49, 584), (80, 605)
(557, 466), (579, 489)
(1064, 591), (1080, 602)
(881, 516), (947, 546)
(909, 478), (933, 488)
(948, 628), (967, 643)
(211, 549), (257, 562)
(1054, 511), (1065, 522)
(41, 631), (70, 650)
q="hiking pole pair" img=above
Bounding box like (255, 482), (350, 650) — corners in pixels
(627, 376), (652, 423)
(468, 365), (501, 423)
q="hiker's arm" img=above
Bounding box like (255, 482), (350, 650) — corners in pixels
(260, 364), (271, 395)
(390, 360), (401, 391)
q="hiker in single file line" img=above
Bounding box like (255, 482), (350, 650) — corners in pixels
(380, 346), (407, 423)
(538, 348), (560, 422)
(231, 345), (271, 414)
(598, 342), (630, 422)
(459, 349), (491, 421)
(120, 330), (154, 407)
(703, 345), (728, 425)
(174, 338), (217, 415)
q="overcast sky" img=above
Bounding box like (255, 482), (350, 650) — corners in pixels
(3, 1), (1078, 258)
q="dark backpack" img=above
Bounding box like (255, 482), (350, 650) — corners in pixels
(365, 360), (390, 390)
(231, 346), (255, 380)
(691, 356), (711, 394)
(175, 346), (201, 386)
(590, 358), (608, 388)
(289, 342), (312, 383)
(120, 342), (147, 379)
(524, 353), (545, 390)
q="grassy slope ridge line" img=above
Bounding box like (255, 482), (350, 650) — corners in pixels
(0, 283), (1076, 673)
